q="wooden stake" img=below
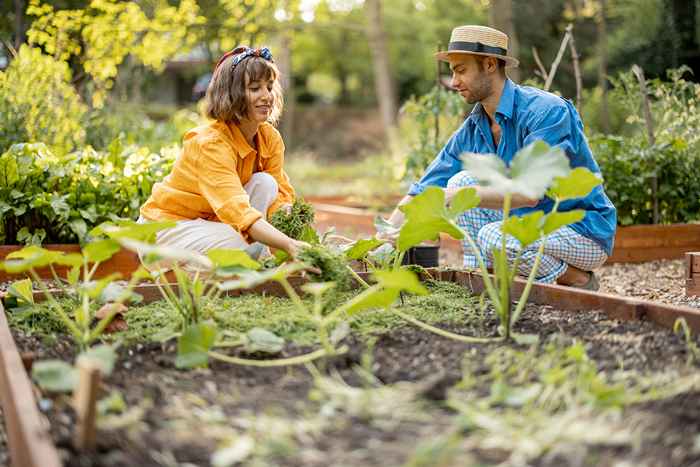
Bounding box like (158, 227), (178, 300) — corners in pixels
(568, 24), (583, 109)
(73, 361), (101, 451)
(631, 64), (659, 224)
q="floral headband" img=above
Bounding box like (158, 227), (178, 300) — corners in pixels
(214, 46), (274, 72)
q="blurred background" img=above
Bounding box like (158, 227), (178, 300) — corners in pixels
(2, 0), (700, 244)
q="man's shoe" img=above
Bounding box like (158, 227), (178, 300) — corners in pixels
(573, 271), (599, 291)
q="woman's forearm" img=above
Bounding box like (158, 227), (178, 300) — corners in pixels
(247, 219), (294, 253)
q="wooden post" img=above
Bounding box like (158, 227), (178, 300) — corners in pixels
(73, 361), (101, 451)
(567, 24), (583, 109)
(631, 64), (659, 224)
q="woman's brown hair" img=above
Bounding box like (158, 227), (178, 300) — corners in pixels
(205, 49), (284, 125)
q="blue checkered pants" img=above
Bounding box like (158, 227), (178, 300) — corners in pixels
(446, 171), (608, 283)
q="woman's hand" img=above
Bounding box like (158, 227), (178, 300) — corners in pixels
(280, 203), (293, 215)
(284, 238), (310, 258)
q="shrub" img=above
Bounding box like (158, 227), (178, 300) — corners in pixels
(0, 45), (86, 155)
(0, 141), (177, 244)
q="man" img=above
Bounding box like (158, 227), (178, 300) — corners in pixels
(385, 25), (616, 290)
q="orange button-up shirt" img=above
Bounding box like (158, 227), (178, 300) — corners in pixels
(140, 120), (295, 238)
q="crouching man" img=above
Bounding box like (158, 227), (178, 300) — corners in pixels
(384, 25), (616, 290)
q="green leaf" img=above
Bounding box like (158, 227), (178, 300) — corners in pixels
(397, 187), (464, 252)
(217, 263), (306, 291)
(207, 249), (260, 270)
(374, 216), (397, 235)
(542, 210), (585, 236)
(345, 238), (385, 260)
(447, 187), (480, 217)
(462, 141), (570, 200)
(373, 269), (428, 295)
(81, 273), (123, 299)
(118, 238), (213, 270)
(501, 211), (545, 248)
(32, 360), (77, 393)
(176, 322), (218, 369)
(299, 225), (320, 245)
(83, 239), (121, 263)
(77, 345), (117, 376)
(547, 167), (602, 201)
(69, 218), (88, 240)
(301, 282), (336, 297)
(342, 287), (399, 316)
(244, 328), (284, 354)
(91, 221), (177, 243)
(7, 279), (34, 304)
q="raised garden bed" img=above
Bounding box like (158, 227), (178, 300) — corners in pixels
(3, 270), (700, 466)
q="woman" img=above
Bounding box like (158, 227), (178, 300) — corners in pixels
(139, 46), (306, 259)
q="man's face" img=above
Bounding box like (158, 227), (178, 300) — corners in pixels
(448, 55), (492, 105)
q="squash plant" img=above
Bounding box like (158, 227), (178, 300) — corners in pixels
(390, 141), (602, 342)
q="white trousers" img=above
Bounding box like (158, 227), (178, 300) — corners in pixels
(139, 172), (278, 260)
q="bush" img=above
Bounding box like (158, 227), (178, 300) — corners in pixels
(592, 66), (700, 225)
(0, 141), (177, 244)
(593, 134), (700, 225)
(398, 85), (466, 182)
(0, 45), (86, 155)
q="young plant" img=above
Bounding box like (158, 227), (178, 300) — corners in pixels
(393, 141), (602, 342)
(0, 239), (156, 351)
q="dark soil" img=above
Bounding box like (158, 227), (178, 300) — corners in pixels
(9, 297), (700, 467)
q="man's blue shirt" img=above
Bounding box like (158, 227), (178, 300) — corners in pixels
(408, 79), (617, 255)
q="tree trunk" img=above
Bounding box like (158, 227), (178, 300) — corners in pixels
(364, 0), (397, 136)
(14, 0), (24, 49)
(276, 25), (295, 147)
(666, 0), (700, 75)
(597, 0), (610, 133)
(489, 0), (520, 82)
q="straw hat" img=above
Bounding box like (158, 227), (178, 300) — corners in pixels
(435, 25), (519, 68)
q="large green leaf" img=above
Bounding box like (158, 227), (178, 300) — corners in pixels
(91, 220), (177, 243)
(345, 238), (385, 260)
(2, 246), (80, 273)
(501, 211), (545, 248)
(217, 263), (306, 291)
(83, 239), (121, 263)
(547, 167), (603, 201)
(175, 322), (218, 369)
(397, 187), (464, 252)
(341, 287), (399, 316)
(207, 249), (260, 270)
(542, 210), (585, 236)
(118, 238), (213, 270)
(462, 141), (570, 200)
(447, 187), (480, 217)
(31, 360), (77, 393)
(373, 269), (428, 296)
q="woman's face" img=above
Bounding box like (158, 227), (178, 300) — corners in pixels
(244, 76), (275, 124)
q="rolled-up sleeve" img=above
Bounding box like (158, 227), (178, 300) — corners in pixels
(407, 124), (467, 196)
(193, 137), (262, 237)
(264, 136), (296, 216)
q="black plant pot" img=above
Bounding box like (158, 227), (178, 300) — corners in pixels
(401, 245), (439, 268)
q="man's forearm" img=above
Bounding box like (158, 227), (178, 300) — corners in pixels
(387, 194), (413, 226)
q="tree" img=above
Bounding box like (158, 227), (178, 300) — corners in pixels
(489, 0), (520, 82)
(365, 0), (398, 135)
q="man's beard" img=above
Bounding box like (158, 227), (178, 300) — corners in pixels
(465, 75), (492, 104)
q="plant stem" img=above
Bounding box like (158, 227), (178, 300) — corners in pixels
(209, 346), (341, 367)
(511, 235), (547, 327)
(390, 308), (500, 343)
(347, 265), (370, 289)
(278, 277), (308, 316)
(29, 269), (82, 340)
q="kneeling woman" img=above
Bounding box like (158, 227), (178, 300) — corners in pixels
(140, 46), (306, 259)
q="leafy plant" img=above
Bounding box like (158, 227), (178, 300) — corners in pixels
(0, 222), (176, 350)
(393, 141), (601, 342)
(269, 198), (315, 240)
(0, 140), (176, 244)
(32, 344), (118, 393)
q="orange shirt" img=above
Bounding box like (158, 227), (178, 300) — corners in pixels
(140, 120), (295, 238)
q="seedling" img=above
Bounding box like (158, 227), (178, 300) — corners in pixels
(392, 141), (602, 342)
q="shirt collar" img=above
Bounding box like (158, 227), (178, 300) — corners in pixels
(222, 121), (273, 159)
(495, 78), (515, 120)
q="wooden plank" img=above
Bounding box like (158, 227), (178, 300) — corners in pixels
(687, 277), (700, 297)
(0, 302), (62, 467)
(0, 245), (140, 282)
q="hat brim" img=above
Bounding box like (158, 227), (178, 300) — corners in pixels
(435, 50), (519, 68)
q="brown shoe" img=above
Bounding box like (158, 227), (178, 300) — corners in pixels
(573, 271), (599, 291)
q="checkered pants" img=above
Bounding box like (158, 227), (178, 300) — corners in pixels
(446, 171), (608, 283)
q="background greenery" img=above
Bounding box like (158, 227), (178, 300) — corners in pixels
(1, 0), (700, 244)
